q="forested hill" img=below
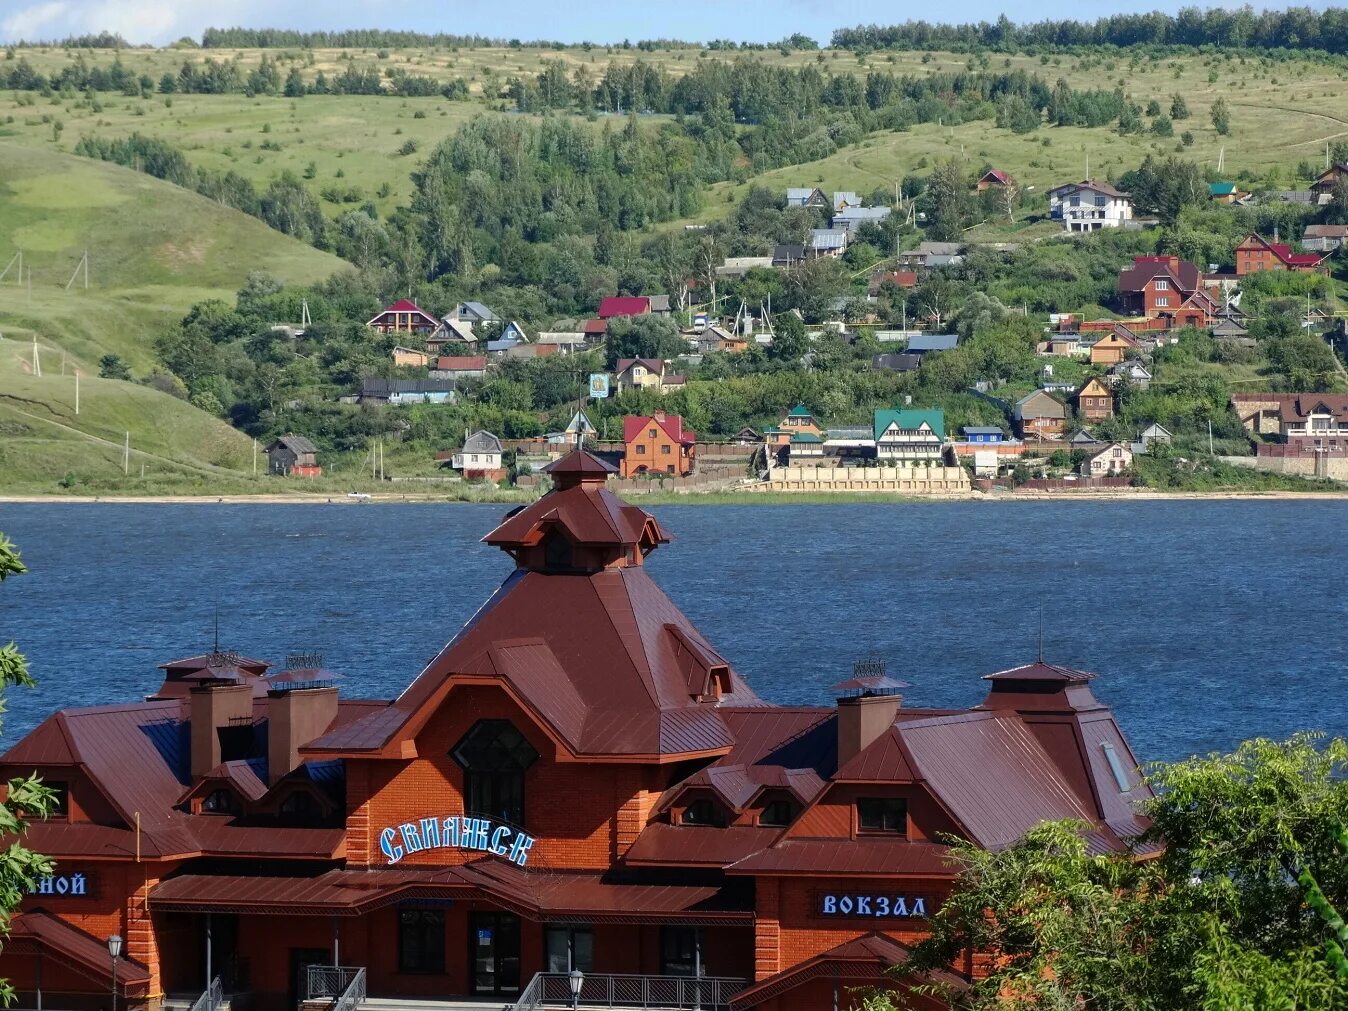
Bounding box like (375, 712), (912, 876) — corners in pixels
(832, 9), (1348, 55)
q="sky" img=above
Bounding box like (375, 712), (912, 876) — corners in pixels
(2, 0), (1335, 48)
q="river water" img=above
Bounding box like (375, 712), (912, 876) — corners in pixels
(0, 500), (1344, 762)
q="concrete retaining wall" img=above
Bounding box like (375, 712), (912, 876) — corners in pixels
(759, 466), (971, 493)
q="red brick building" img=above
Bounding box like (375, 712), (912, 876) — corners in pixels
(1115, 255), (1218, 328)
(621, 412), (697, 478)
(1234, 234), (1329, 275)
(0, 454), (1151, 1011)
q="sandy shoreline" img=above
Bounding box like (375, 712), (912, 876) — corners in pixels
(3, 489), (1347, 505)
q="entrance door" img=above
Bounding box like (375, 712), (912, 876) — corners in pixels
(289, 948), (329, 1011)
(469, 912), (520, 995)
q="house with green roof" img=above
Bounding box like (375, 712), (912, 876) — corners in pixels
(778, 403), (824, 438)
(873, 408), (947, 464)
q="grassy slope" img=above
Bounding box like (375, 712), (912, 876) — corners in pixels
(0, 142), (347, 491)
(5, 46), (1347, 227)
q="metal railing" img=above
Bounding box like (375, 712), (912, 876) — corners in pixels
(306, 966), (365, 1004)
(511, 973), (746, 1011)
(188, 977), (223, 1011)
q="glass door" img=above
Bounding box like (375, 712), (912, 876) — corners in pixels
(470, 912), (521, 995)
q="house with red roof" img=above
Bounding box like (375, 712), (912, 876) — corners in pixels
(621, 410), (697, 477)
(975, 168), (1016, 192)
(1234, 233), (1329, 275)
(598, 296), (651, 320)
(1116, 255), (1219, 328)
(366, 299), (440, 336)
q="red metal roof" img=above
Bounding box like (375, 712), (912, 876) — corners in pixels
(435, 356), (487, 370)
(8, 910), (152, 992)
(625, 824), (785, 866)
(983, 661), (1095, 683)
(729, 839), (955, 876)
(581, 318), (607, 334)
(729, 932), (966, 1010)
(623, 413), (695, 446)
(598, 296), (650, 319)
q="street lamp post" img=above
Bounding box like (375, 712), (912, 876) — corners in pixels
(567, 968), (584, 1011)
(106, 935), (123, 1011)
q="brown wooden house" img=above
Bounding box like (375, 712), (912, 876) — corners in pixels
(1074, 377), (1114, 422)
(266, 434), (321, 477)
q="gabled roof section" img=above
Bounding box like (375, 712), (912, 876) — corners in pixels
(599, 296), (651, 318)
(984, 661), (1096, 683)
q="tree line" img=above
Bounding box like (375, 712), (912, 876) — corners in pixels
(832, 8), (1348, 55)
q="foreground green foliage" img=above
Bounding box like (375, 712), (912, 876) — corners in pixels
(0, 535), (54, 1004)
(885, 735), (1348, 1010)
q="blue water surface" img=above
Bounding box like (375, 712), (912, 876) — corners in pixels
(0, 500), (1344, 762)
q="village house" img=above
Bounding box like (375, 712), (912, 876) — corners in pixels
(869, 270), (919, 296)
(1234, 233), (1328, 275)
(1133, 423), (1173, 454)
(1087, 327), (1144, 366)
(871, 353), (923, 373)
(1014, 389), (1067, 440)
(1311, 162), (1348, 195)
(1107, 360), (1153, 390)
(391, 346), (431, 368)
(1071, 428), (1101, 449)
(961, 426), (1005, 443)
(1081, 442), (1133, 476)
(614, 358), (686, 395)
(1211, 317), (1254, 346)
(1115, 255), (1217, 327)
(778, 403), (825, 439)
(873, 408), (946, 464)
(359, 379), (458, 406)
(449, 430), (505, 481)
(535, 332), (589, 354)
(905, 334), (961, 359)
(1039, 333), (1084, 357)
(898, 242), (964, 270)
(1048, 180), (1133, 232)
(0, 453), (1153, 1011)
(1301, 224), (1348, 253)
(621, 410), (697, 477)
(832, 190), (862, 210)
(1074, 377), (1115, 421)
(427, 319), (478, 353)
(265, 434), (321, 477)
(1230, 393), (1348, 441)
(367, 299), (440, 336)
(975, 169), (1016, 192)
(809, 229), (849, 258)
(832, 206), (892, 236)
(646, 295), (672, 316)
(598, 296), (651, 320)
(580, 318), (608, 341)
(446, 301), (500, 326)
(1208, 182), (1251, 205)
(785, 186), (829, 208)
(772, 244), (807, 267)
(716, 257), (775, 279)
(430, 356), (488, 381)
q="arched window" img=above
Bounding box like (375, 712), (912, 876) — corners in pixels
(452, 720), (539, 827)
(202, 789), (236, 815)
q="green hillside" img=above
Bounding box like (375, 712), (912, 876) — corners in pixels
(0, 142), (347, 492)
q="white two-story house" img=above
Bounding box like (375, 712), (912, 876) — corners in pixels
(1049, 180), (1133, 232)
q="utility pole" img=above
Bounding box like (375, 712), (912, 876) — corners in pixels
(252, 439), (258, 476)
(31, 338), (40, 377)
(123, 432), (130, 475)
(75, 371), (79, 415)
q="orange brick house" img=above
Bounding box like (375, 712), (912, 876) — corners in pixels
(1074, 377), (1115, 422)
(0, 453), (1153, 1011)
(621, 411), (697, 478)
(1115, 255), (1218, 328)
(1234, 234), (1329, 275)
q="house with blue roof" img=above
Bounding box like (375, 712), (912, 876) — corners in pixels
(873, 408), (946, 464)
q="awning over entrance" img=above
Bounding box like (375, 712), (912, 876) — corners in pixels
(728, 933), (966, 1010)
(6, 910), (151, 996)
(149, 860), (753, 926)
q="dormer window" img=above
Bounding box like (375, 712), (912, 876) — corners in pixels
(759, 798), (796, 828)
(681, 798), (722, 826)
(202, 789), (238, 815)
(47, 782), (69, 819)
(857, 797), (906, 836)
(543, 530), (573, 571)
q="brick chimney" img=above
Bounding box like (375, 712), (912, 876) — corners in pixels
(189, 683), (254, 779)
(834, 659), (907, 768)
(267, 686), (339, 785)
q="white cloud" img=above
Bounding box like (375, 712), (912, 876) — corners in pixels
(0, 0), (308, 44)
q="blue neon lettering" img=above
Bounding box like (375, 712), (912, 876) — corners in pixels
(490, 825), (511, 856)
(442, 816), (460, 847)
(399, 822), (424, 853)
(508, 832), (534, 866)
(912, 897), (926, 916)
(380, 827), (404, 864)
(473, 820), (490, 851)
(419, 817), (441, 849)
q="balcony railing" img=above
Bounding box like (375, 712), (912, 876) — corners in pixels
(306, 966), (365, 1006)
(511, 973), (746, 1011)
(188, 977), (222, 1011)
